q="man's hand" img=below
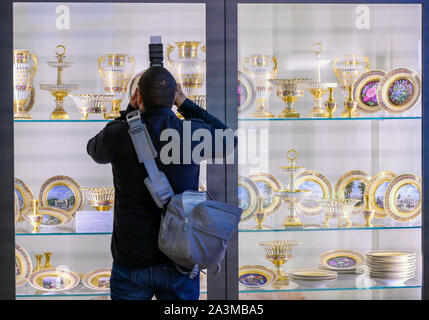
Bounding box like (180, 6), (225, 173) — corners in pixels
(129, 89), (139, 109)
(175, 83), (187, 107)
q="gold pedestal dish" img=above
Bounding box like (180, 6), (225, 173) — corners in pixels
(269, 79), (310, 118)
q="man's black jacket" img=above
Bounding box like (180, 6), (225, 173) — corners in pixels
(87, 99), (235, 268)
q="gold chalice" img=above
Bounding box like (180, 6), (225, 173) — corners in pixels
(269, 79), (310, 118)
(242, 55), (278, 117)
(258, 240), (301, 281)
(81, 187), (115, 211)
(333, 54), (370, 118)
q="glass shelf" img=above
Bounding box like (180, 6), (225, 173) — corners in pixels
(14, 119), (111, 123)
(239, 226), (421, 233)
(239, 273), (421, 293)
(238, 116), (421, 122)
(16, 284), (207, 297)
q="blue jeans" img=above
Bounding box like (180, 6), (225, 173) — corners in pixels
(110, 261), (200, 300)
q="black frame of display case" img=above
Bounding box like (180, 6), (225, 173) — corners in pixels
(1, 0), (428, 300)
(0, 0), (234, 300)
(226, 0), (428, 300)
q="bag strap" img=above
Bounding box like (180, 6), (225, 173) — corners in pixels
(126, 110), (174, 208)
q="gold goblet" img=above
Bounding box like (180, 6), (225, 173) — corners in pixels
(333, 54), (370, 118)
(81, 187), (115, 211)
(40, 45), (79, 120)
(269, 79), (310, 118)
(242, 55), (278, 117)
(258, 240), (301, 281)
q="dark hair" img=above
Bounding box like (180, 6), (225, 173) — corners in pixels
(137, 66), (176, 109)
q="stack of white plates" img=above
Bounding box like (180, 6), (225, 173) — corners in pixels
(366, 250), (416, 285)
(289, 268), (338, 288)
(318, 250), (365, 274)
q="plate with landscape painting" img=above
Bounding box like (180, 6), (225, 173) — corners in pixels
(238, 175), (259, 221)
(22, 205), (73, 227)
(334, 170), (371, 215)
(82, 268), (111, 291)
(248, 173), (283, 217)
(353, 70), (386, 113)
(39, 176), (84, 216)
(295, 170), (332, 216)
(15, 178), (34, 222)
(365, 171), (396, 218)
(376, 68), (421, 114)
(29, 267), (80, 292)
(384, 173), (421, 222)
(15, 243), (32, 287)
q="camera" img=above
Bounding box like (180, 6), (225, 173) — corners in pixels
(149, 36), (163, 67)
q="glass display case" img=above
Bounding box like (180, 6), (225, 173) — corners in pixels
(235, 3), (423, 299)
(2, 0), (426, 301)
(12, 1), (208, 300)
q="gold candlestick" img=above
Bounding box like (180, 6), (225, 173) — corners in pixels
(33, 254), (43, 272)
(43, 252), (52, 269)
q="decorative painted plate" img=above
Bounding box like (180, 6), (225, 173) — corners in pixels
(238, 175), (259, 221)
(353, 70), (386, 113)
(82, 268), (111, 291)
(29, 267), (80, 292)
(376, 68), (421, 114)
(295, 170), (333, 216)
(39, 176), (84, 215)
(318, 249), (365, 271)
(365, 171), (396, 218)
(14, 178), (34, 222)
(238, 71), (256, 114)
(24, 86), (35, 113)
(128, 70), (146, 100)
(15, 243), (32, 287)
(248, 172), (283, 217)
(14, 191), (19, 223)
(22, 205), (73, 227)
(334, 170), (371, 214)
(238, 265), (277, 288)
(384, 174), (421, 222)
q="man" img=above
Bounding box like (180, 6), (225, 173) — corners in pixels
(87, 66), (235, 300)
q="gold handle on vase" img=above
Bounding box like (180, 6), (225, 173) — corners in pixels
(166, 44), (175, 71)
(97, 55), (106, 80)
(271, 56), (278, 77)
(30, 53), (38, 80)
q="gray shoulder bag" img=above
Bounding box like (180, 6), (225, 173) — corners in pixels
(126, 110), (242, 279)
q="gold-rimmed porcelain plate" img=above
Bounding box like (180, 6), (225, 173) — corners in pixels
(238, 175), (259, 221)
(39, 175), (84, 216)
(295, 170), (332, 216)
(384, 174), (421, 222)
(82, 268), (111, 291)
(334, 170), (371, 214)
(248, 172), (283, 217)
(238, 265), (277, 288)
(14, 191), (19, 223)
(29, 268), (80, 292)
(289, 268), (338, 280)
(376, 67), (421, 114)
(238, 71), (256, 115)
(15, 243), (32, 287)
(22, 205), (73, 227)
(15, 178), (34, 222)
(318, 249), (364, 271)
(365, 171), (396, 218)
(353, 70), (386, 113)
